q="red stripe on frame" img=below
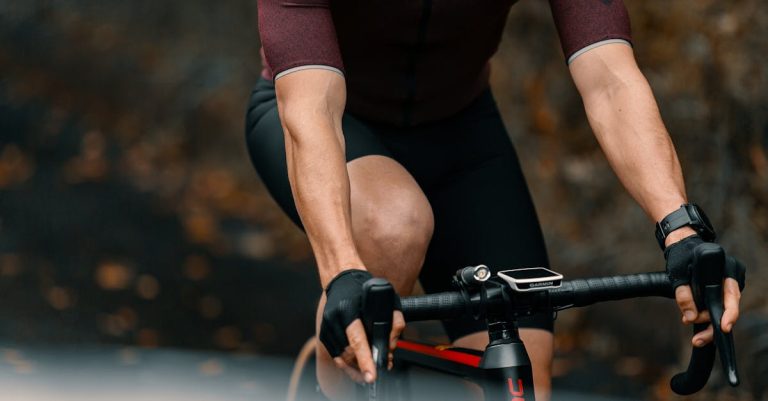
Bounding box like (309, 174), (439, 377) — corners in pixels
(396, 340), (481, 368)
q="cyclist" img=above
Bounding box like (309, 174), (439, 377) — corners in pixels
(245, 1), (744, 400)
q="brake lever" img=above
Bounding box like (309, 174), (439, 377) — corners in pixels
(704, 282), (739, 385)
(670, 323), (715, 395)
(361, 278), (395, 401)
(670, 243), (740, 395)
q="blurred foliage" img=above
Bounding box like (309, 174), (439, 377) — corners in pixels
(0, 0), (316, 356)
(0, 0), (766, 400)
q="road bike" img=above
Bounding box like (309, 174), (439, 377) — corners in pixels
(288, 242), (740, 401)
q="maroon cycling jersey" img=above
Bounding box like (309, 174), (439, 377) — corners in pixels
(257, 0), (632, 126)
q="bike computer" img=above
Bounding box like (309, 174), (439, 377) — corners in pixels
(497, 267), (563, 292)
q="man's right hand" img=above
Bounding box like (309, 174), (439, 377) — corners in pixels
(319, 269), (405, 384)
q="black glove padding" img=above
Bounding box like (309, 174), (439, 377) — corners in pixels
(319, 270), (402, 358)
(664, 235), (746, 291)
(664, 235), (705, 289)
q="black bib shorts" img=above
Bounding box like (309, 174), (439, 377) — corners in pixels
(245, 78), (553, 339)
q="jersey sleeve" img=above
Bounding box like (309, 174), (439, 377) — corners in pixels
(257, 0), (345, 80)
(548, 0), (633, 65)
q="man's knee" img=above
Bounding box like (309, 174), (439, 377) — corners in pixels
(352, 186), (433, 292)
(360, 191), (433, 250)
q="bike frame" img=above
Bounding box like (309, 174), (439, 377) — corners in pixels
(393, 337), (535, 401)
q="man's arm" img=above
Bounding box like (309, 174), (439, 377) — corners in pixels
(276, 69), (364, 286)
(569, 44), (689, 229)
(568, 43), (740, 344)
(276, 69), (380, 383)
(258, 0), (402, 387)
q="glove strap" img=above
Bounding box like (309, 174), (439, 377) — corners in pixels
(324, 269), (371, 293)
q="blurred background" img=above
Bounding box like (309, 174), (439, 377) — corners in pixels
(0, 0), (766, 400)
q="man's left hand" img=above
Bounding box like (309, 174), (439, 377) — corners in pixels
(665, 233), (746, 347)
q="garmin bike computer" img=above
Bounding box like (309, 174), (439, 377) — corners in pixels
(497, 267), (563, 292)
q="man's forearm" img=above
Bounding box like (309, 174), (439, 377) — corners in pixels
(583, 72), (686, 219)
(285, 119), (365, 286)
(571, 45), (697, 244)
(276, 70), (365, 287)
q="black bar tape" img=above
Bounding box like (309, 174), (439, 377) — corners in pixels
(548, 272), (674, 309)
(401, 292), (469, 322)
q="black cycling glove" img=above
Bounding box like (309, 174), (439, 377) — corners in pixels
(664, 235), (705, 289)
(319, 269), (402, 358)
(664, 235), (746, 291)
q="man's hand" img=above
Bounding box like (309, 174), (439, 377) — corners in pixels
(319, 269), (404, 383)
(333, 311), (405, 383)
(665, 234), (745, 347)
(675, 279), (741, 347)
